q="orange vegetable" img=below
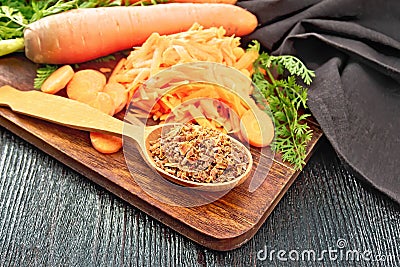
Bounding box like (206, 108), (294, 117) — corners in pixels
(103, 83), (129, 114)
(90, 132), (123, 154)
(99, 67), (112, 73)
(240, 109), (274, 147)
(124, 0), (237, 4)
(66, 69), (106, 104)
(167, 82), (249, 117)
(151, 82), (254, 135)
(39, 66), (125, 154)
(113, 24), (258, 112)
(171, 0), (237, 3)
(87, 92), (116, 116)
(108, 58), (127, 84)
(41, 65), (74, 94)
(24, 4), (258, 64)
(234, 48), (259, 71)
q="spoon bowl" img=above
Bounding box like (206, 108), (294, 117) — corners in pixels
(142, 123), (253, 191)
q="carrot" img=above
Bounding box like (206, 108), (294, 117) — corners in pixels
(113, 23), (258, 113)
(124, 0), (237, 4)
(87, 92), (116, 116)
(102, 83), (128, 114)
(171, 0), (236, 3)
(234, 48), (259, 70)
(154, 82), (249, 120)
(45, 66), (122, 153)
(66, 69), (106, 103)
(24, 4), (258, 64)
(41, 65), (74, 94)
(70, 75), (123, 154)
(99, 67), (112, 73)
(240, 109), (275, 147)
(90, 132), (123, 154)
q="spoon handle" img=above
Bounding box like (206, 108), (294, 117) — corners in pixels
(0, 85), (131, 137)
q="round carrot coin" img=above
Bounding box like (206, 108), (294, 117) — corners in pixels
(240, 108), (274, 147)
(87, 92), (115, 116)
(41, 65), (74, 94)
(90, 132), (122, 154)
(66, 69), (106, 103)
(102, 83), (128, 114)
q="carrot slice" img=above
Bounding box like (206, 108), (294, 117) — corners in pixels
(90, 132), (122, 154)
(103, 83), (128, 114)
(240, 109), (274, 147)
(66, 69), (106, 103)
(41, 65), (75, 94)
(87, 92), (115, 116)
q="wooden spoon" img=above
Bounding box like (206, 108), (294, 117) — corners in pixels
(0, 85), (253, 191)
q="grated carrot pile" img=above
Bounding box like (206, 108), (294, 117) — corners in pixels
(111, 23), (259, 119)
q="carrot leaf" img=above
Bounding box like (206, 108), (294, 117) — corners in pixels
(34, 64), (58, 89)
(0, 5), (28, 39)
(131, 0), (168, 6)
(250, 40), (315, 170)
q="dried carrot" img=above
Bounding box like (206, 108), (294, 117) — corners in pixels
(41, 65), (74, 94)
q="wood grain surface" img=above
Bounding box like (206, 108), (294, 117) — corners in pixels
(0, 128), (399, 266)
(0, 54), (323, 250)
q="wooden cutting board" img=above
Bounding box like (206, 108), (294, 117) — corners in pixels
(0, 54), (322, 251)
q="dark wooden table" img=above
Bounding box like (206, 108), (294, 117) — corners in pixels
(0, 125), (399, 266)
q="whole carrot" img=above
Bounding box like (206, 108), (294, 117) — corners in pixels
(124, 0), (237, 4)
(24, 4), (258, 64)
(166, 0), (237, 2)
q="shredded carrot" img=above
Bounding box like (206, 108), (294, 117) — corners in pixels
(149, 82), (251, 134)
(234, 48), (258, 70)
(108, 58), (126, 83)
(113, 23), (258, 107)
(99, 67), (112, 73)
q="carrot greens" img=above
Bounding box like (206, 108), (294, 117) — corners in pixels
(249, 41), (315, 170)
(33, 64), (59, 89)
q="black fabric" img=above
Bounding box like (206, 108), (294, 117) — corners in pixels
(237, 0), (400, 204)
